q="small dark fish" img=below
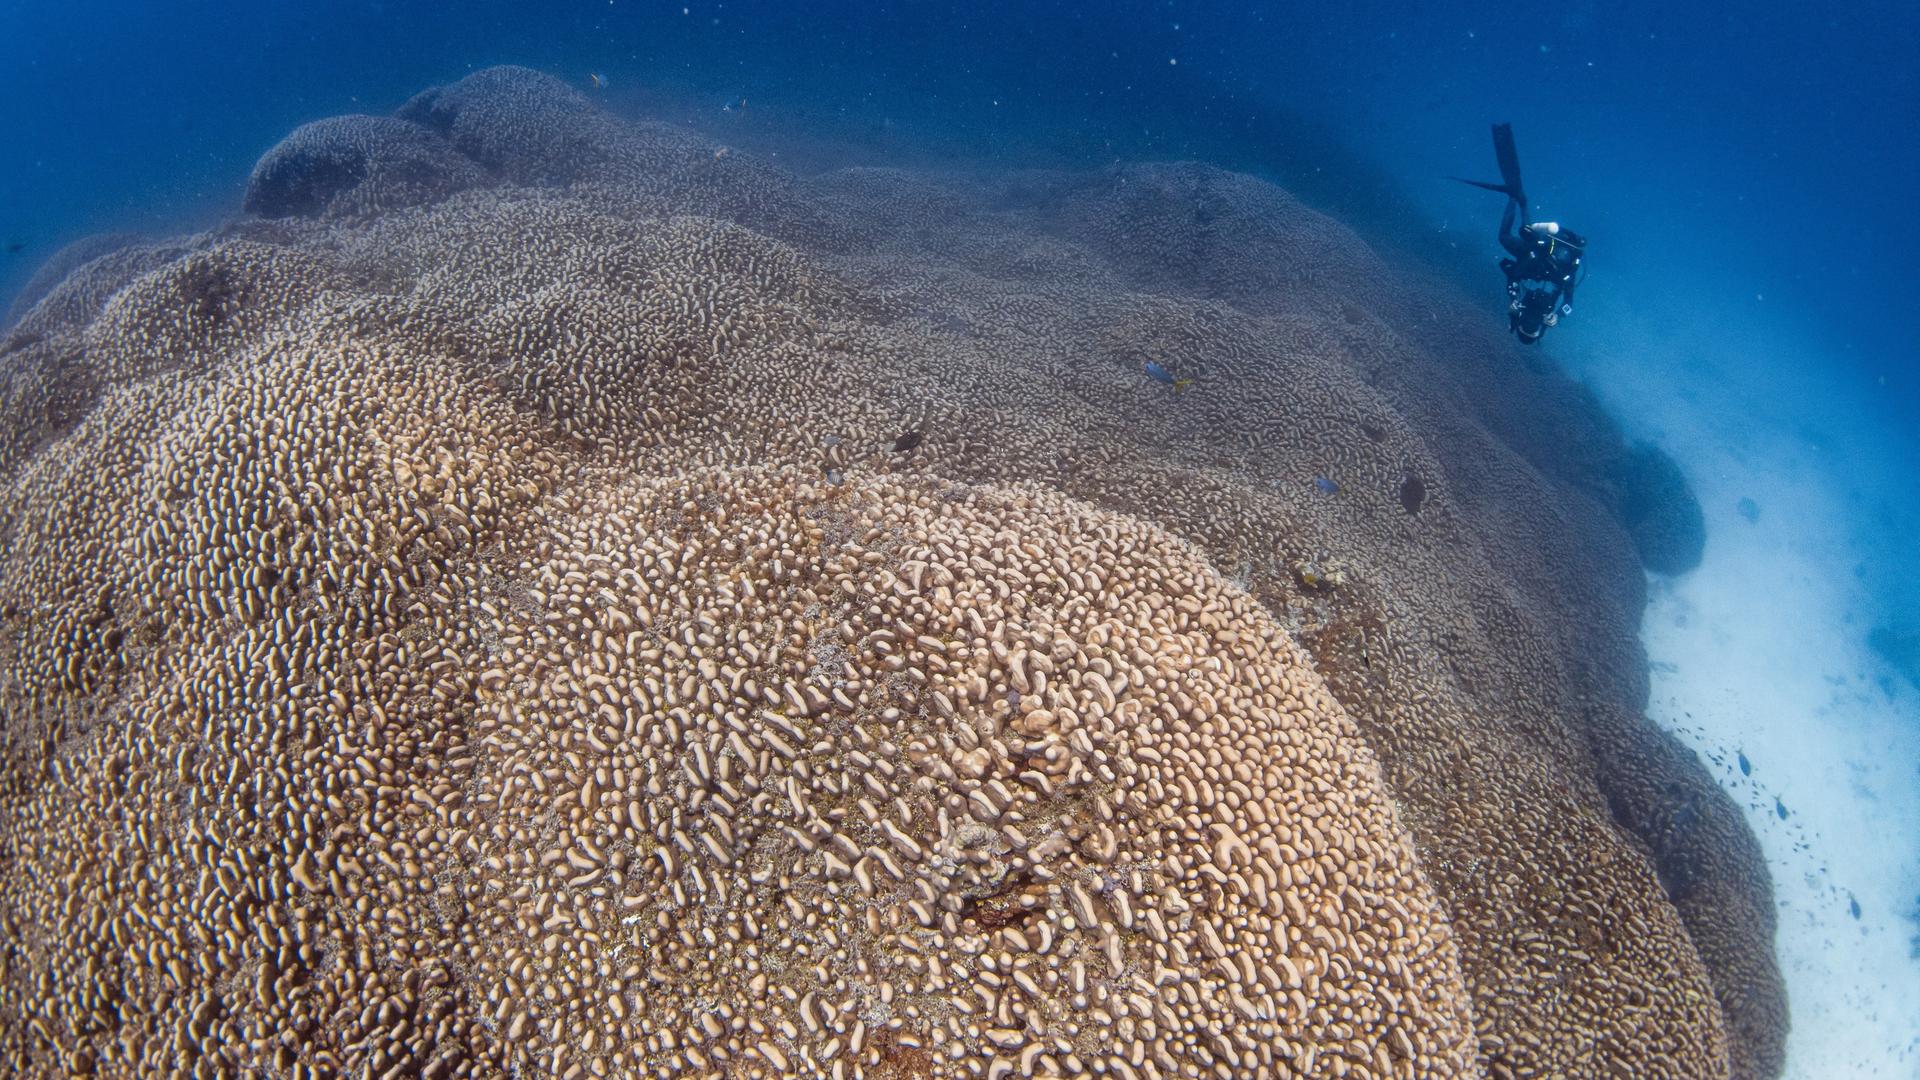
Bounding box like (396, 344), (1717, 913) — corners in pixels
(1775, 796), (1788, 820)
(1313, 475), (1340, 496)
(892, 430), (922, 454)
(4, 241), (23, 255)
(1738, 751), (1751, 776)
(1849, 894), (1862, 920)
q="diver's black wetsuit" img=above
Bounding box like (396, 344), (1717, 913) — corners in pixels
(1498, 201), (1583, 342)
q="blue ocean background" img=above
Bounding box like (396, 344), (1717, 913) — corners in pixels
(3, 2), (1916, 1074)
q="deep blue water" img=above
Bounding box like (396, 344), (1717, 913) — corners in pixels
(2, 4), (1918, 1069)
(5, 3), (1916, 388)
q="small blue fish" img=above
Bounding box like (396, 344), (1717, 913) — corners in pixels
(1737, 751), (1751, 776)
(1143, 360), (1192, 392)
(1774, 796), (1788, 820)
(1848, 894), (1861, 920)
(1313, 475), (1340, 496)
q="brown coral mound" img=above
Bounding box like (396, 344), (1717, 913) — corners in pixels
(243, 115), (490, 220)
(397, 65), (617, 186)
(2, 233), (151, 327)
(0, 66), (1783, 1078)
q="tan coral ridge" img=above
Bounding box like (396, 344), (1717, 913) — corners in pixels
(0, 65), (1782, 1079)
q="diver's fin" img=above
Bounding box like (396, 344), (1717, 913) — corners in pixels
(1449, 176), (1518, 197)
(1490, 122), (1526, 207)
(1449, 123), (1529, 209)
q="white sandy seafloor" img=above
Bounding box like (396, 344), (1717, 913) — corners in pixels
(1562, 295), (1920, 1079)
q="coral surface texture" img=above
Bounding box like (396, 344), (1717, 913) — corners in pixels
(0, 67), (1780, 1079)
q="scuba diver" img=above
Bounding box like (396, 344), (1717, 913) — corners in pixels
(1454, 123), (1585, 344)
